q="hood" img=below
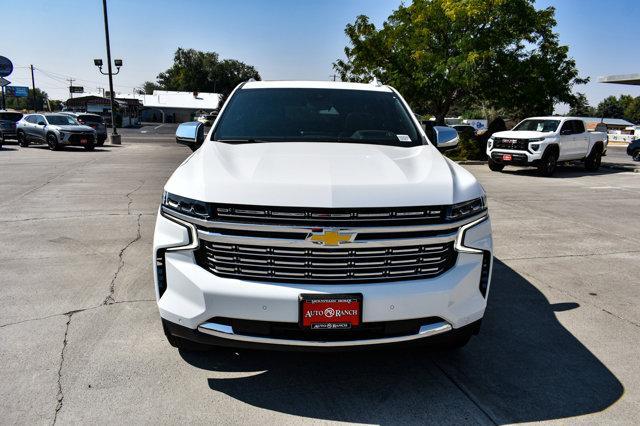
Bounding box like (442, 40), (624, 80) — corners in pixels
(492, 130), (554, 139)
(164, 141), (483, 208)
(51, 124), (95, 132)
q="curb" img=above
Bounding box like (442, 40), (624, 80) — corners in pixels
(457, 160), (487, 165)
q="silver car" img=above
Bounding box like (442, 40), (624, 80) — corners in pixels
(16, 113), (97, 151)
(59, 112), (108, 146)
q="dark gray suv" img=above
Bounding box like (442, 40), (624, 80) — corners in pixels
(16, 113), (97, 151)
(0, 111), (23, 148)
(59, 112), (107, 146)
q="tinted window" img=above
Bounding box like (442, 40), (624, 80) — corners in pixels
(214, 88), (421, 146)
(77, 115), (103, 123)
(35, 115), (46, 124)
(572, 120), (585, 134)
(560, 121), (574, 134)
(0, 112), (22, 122)
(45, 115), (78, 125)
(25, 115), (36, 123)
(514, 119), (560, 132)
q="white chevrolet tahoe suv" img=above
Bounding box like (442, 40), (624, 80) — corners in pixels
(487, 116), (608, 176)
(154, 81), (493, 351)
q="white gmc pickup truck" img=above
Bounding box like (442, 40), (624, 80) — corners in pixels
(486, 116), (608, 176)
(154, 80), (493, 352)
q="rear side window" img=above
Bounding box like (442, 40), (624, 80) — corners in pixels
(25, 115), (37, 123)
(0, 112), (22, 121)
(78, 115), (104, 123)
(572, 120), (585, 134)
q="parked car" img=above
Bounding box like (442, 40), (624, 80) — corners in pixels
(196, 112), (217, 126)
(16, 113), (97, 151)
(156, 80), (492, 352)
(486, 116), (608, 176)
(0, 110), (23, 148)
(59, 112), (107, 146)
(627, 139), (640, 161)
(451, 124), (477, 139)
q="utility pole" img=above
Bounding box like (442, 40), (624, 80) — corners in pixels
(30, 65), (37, 112)
(101, 0), (120, 144)
(67, 78), (75, 99)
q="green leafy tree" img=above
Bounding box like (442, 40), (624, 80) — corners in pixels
(623, 97), (640, 124)
(334, 0), (587, 124)
(154, 48), (260, 98)
(596, 96), (625, 119)
(568, 93), (596, 117)
(142, 81), (161, 94)
(5, 88), (48, 111)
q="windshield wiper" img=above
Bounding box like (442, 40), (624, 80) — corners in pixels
(216, 138), (275, 144)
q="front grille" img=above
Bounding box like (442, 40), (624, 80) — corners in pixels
(68, 133), (95, 143)
(195, 240), (457, 283)
(493, 138), (529, 151)
(213, 204), (446, 226)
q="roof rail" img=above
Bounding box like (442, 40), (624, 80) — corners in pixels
(247, 78), (256, 82)
(370, 76), (382, 87)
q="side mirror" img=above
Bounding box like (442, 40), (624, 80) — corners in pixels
(561, 129), (572, 135)
(176, 121), (205, 151)
(433, 126), (459, 151)
(38, 121), (46, 126)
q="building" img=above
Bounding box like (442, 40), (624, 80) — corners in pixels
(64, 94), (142, 127)
(598, 74), (640, 86)
(137, 90), (220, 123)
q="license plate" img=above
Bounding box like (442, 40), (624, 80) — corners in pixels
(502, 154), (512, 161)
(299, 294), (362, 329)
(80, 138), (87, 144)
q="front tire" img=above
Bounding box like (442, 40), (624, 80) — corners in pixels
(633, 149), (640, 162)
(18, 131), (29, 147)
(585, 145), (602, 171)
(488, 158), (504, 172)
(84, 140), (95, 151)
(538, 150), (558, 176)
(47, 133), (60, 151)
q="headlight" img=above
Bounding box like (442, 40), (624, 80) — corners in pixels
(530, 144), (540, 151)
(528, 138), (545, 142)
(162, 191), (210, 219)
(446, 196), (487, 221)
(487, 138), (493, 149)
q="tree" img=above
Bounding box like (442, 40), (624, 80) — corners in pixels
(5, 88), (48, 111)
(596, 96), (625, 119)
(334, 0), (587, 124)
(623, 97), (640, 124)
(568, 93), (595, 117)
(153, 48), (261, 98)
(142, 81), (161, 94)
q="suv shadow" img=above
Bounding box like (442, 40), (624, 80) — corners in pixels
(500, 163), (632, 178)
(180, 259), (623, 424)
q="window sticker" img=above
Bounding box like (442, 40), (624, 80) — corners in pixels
(397, 134), (412, 142)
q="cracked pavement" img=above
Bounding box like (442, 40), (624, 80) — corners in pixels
(1, 135), (639, 424)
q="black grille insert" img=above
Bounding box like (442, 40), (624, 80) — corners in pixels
(195, 240), (457, 283)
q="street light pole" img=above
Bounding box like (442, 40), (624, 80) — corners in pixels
(101, 0), (120, 144)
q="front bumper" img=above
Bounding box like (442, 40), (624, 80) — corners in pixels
(488, 149), (542, 165)
(59, 132), (96, 146)
(153, 209), (493, 348)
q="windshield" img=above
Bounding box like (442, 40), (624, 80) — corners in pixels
(213, 88), (421, 146)
(0, 112), (22, 122)
(46, 115), (78, 125)
(78, 115), (103, 123)
(513, 119), (560, 132)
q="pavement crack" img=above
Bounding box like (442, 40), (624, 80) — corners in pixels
(102, 213), (142, 305)
(0, 300), (155, 329)
(501, 249), (640, 261)
(126, 180), (145, 215)
(52, 312), (73, 425)
(431, 359), (499, 425)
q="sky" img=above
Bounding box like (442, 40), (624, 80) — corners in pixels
(1, 0), (639, 112)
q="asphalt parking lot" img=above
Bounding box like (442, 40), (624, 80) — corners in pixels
(1, 135), (639, 424)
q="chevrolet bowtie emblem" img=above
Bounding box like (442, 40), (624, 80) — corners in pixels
(306, 229), (356, 246)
